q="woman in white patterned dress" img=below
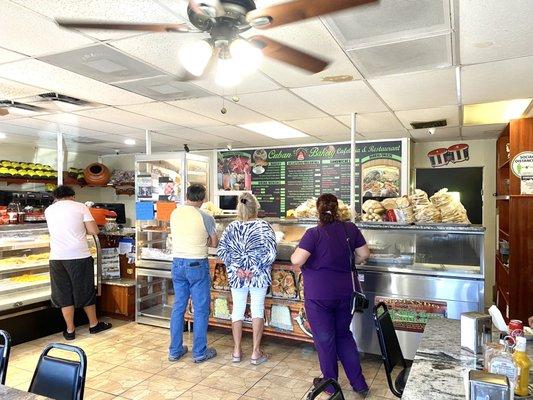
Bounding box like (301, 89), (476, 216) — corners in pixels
(217, 192), (277, 365)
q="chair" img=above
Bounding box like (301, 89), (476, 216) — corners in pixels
(373, 302), (411, 398)
(29, 343), (87, 400)
(0, 330), (12, 385)
(307, 379), (346, 400)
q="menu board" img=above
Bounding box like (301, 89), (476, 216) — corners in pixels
(218, 141), (404, 217)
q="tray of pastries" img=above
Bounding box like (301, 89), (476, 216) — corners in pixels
(271, 269), (297, 299)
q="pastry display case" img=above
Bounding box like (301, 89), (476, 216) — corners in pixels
(0, 223), (101, 315)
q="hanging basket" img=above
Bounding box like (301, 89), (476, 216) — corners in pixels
(84, 163), (111, 186)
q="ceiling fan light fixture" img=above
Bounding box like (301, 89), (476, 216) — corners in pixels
(230, 39), (264, 75)
(215, 58), (242, 88)
(178, 40), (213, 77)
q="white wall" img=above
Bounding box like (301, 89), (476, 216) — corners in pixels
(411, 138), (497, 306)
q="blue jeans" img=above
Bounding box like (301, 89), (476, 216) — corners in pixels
(169, 258), (210, 359)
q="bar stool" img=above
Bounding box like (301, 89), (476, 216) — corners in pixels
(0, 330), (12, 385)
(373, 302), (411, 398)
(29, 343), (87, 400)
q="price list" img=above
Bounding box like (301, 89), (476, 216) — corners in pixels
(252, 161), (285, 217)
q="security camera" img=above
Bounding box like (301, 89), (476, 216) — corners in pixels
(220, 107), (227, 114)
(428, 127), (436, 135)
(226, 144), (232, 151)
(114, 149), (120, 155)
(232, 95), (240, 103)
(183, 144), (190, 153)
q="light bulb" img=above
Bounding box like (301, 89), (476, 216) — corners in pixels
(178, 40), (213, 77)
(229, 39), (263, 75)
(215, 58), (242, 88)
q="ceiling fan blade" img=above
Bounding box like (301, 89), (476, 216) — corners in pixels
(0, 108), (8, 117)
(247, 0), (377, 29)
(250, 36), (329, 73)
(56, 19), (191, 33)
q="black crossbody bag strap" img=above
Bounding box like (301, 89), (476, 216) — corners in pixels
(342, 222), (369, 314)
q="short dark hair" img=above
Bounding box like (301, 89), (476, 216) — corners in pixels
(52, 185), (76, 199)
(186, 184), (206, 202)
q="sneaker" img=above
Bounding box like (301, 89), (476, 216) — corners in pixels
(193, 347), (217, 363)
(169, 346), (189, 362)
(89, 321), (112, 334)
(63, 330), (75, 341)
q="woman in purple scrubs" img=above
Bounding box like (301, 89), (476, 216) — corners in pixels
(291, 194), (370, 395)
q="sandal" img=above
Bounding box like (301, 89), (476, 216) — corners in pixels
(250, 352), (268, 365)
(232, 353), (242, 363)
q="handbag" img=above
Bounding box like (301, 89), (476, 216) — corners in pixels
(342, 223), (369, 314)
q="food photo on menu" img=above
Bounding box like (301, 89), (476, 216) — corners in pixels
(218, 152), (252, 191)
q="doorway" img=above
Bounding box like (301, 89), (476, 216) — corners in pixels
(415, 167), (483, 224)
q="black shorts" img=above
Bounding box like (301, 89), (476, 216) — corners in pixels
(49, 257), (96, 308)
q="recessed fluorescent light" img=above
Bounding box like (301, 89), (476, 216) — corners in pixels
(0, 133), (6, 139)
(238, 121), (308, 139)
(85, 59), (128, 74)
(149, 84), (184, 95)
(463, 99), (531, 125)
(124, 139), (136, 145)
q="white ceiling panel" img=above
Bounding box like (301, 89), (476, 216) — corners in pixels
(11, 0), (184, 41)
(120, 102), (224, 128)
(462, 123), (506, 140)
(36, 113), (144, 136)
(0, 59), (152, 106)
(359, 131), (411, 140)
(0, 78), (46, 100)
(0, 48), (26, 65)
(168, 97), (269, 125)
(0, 1), (94, 56)
(284, 117), (349, 138)
(460, 0), (533, 65)
(201, 125), (280, 147)
(323, 0), (450, 49)
(234, 90), (326, 120)
(75, 107), (176, 130)
(242, 20), (362, 88)
(291, 81), (387, 115)
(369, 68), (457, 110)
(410, 126), (461, 142)
(193, 72), (280, 96)
(461, 56), (533, 104)
(338, 112), (404, 133)
(395, 106), (460, 129)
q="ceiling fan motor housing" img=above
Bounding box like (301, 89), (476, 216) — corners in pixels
(188, 0), (257, 32)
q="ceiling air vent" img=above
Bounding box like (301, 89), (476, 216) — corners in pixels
(38, 93), (91, 106)
(410, 119), (447, 129)
(68, 137), (106, 144)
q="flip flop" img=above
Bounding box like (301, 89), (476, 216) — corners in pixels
(250, 353), (268, 365)
(232, 353), (242, 363)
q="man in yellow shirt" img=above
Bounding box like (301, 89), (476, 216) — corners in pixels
(169, 184), (218, 362)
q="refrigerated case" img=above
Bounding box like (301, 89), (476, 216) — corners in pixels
(352, 222), (485, 360)
(135, 153), (210, 327)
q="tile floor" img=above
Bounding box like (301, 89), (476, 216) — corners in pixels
(7, 318), (394, 400)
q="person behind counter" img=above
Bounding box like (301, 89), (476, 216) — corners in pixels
(291, 193), (370, 395)
(168, 184), (218, 363)
(45, 185), (112, 340)
(217, 193), (277, 365)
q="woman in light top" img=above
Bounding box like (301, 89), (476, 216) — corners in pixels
(217, 193), (277, 365)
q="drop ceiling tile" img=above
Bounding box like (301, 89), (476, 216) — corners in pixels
(39, 44), (164, 84)
(395, 106), (460, 129)
(368, 68), (457, 110)
(348, 34), (452, 77)
(461, 123), (506, 140)
(36, 113), (144, 136)
(120, 102), (224, 128)
(202, 125), (279, 146)
(0, 78), (46, 100)
(461, 56), (533, 104)
(323, 0), (450, 49)
(284, 117), (349, 138)
(0, 59), (152, 106)
(291, 81), (388, 115)
(242, 20), (362, 88)
(193, 72), (280, 96)
(0, 48), (26, 65)
(75, 107), (176, 130)
(168, 97), (270, 125)
(359, 131), (411, 140)
(410, 126), (461, 142)
(11, 0), (184, 41)
(346, 112), (405, 133)
(234, 90), (326, 120)
(114, 76), (212, 101)
(0, 1), (94, 56)
(460, 0), (533, 64)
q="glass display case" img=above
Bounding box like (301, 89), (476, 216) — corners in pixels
(0, 223), (101, 314)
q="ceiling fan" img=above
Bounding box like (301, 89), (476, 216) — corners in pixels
(57, 0), (376, 87)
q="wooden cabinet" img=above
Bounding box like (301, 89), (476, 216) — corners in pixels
(99, 280), (136, 320)
(495, 118), (533, 322)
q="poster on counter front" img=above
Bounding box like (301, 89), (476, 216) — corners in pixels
(375, 296), (447, 333)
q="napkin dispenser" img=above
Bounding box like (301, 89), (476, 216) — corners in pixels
(461, 312), (492, 354)
(469, 370), (511, 400)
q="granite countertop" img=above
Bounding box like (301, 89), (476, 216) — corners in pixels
(402, 318), (533, 400)
(0, 385), (49, 399)
(102, 278), (136, 287)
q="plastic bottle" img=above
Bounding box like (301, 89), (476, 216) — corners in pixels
(512, 336), (531, 396)
(488, 340), (519, 388)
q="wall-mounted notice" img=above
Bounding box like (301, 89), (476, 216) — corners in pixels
(218, 140), (404, 217)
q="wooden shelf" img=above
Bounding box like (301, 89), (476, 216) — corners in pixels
(495, 195), (510, 201)
(0, 177), (57, 185)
